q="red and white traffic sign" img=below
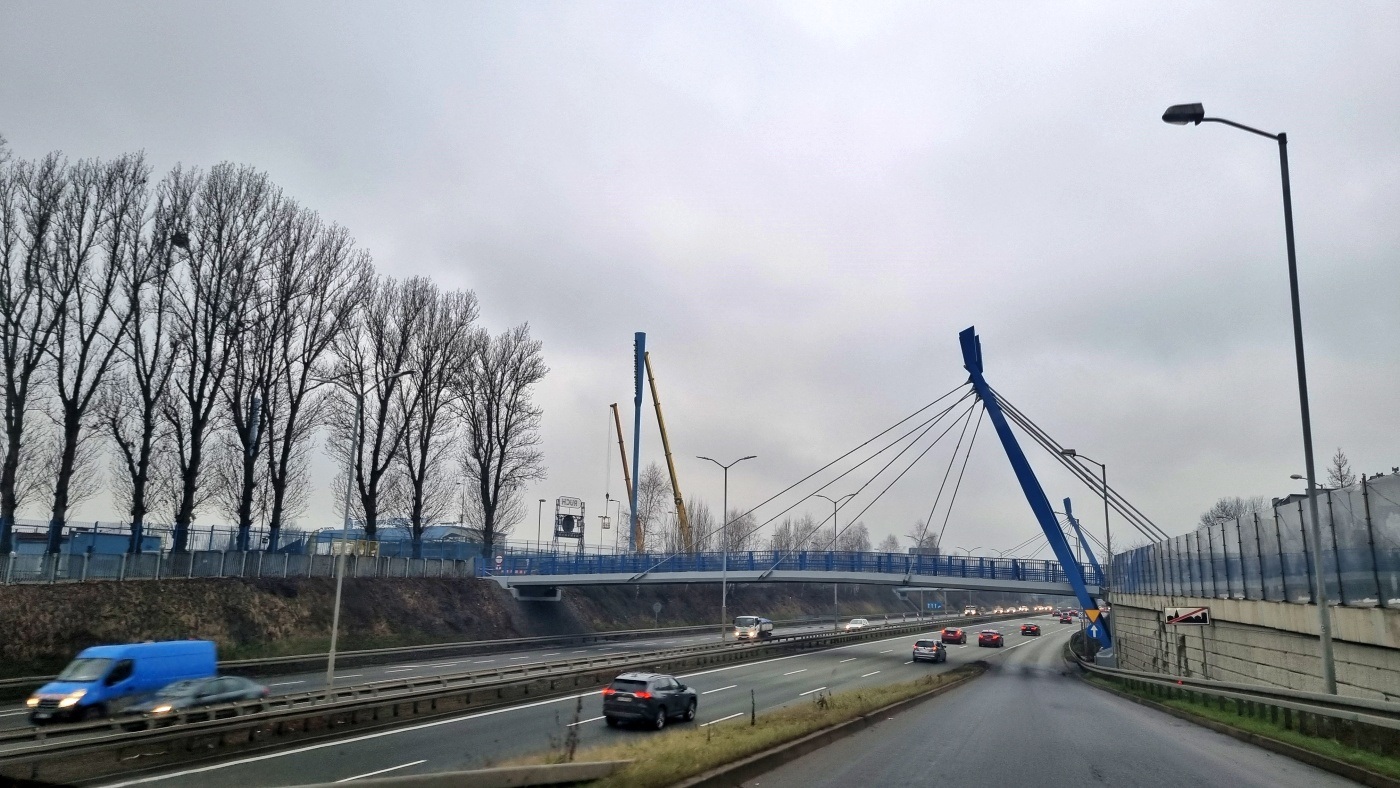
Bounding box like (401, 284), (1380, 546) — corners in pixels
(1165, 606), (1210, 625)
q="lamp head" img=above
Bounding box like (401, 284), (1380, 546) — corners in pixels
(1162, 103), (1206, 126)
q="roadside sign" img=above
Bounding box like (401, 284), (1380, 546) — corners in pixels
(1165, 606), (1211, 625)
(926, 601), (943, 610)
(652, 602), (663, 614)
(1085, 609), (1101, 623)
(1085, 622), (1104, 640)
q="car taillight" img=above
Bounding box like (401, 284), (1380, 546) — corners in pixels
(633, 691), (652, 700)
(602, 688), (616, 696)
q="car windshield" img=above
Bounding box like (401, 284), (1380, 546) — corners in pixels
(56, 657), (112, 682)
(734, 617), (759, 627)
(610, 679), (648, 693)
(851, 619), (867, 624)
(915, 640), (937, 647)
(156, 680), (207, 698)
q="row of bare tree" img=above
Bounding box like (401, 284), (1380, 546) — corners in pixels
(0, 142), (544, 558)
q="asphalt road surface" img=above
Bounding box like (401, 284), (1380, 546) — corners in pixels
(742, 619), (1360, 788)
(0, 619), (861, 731)
(97, 615), (1035, 786)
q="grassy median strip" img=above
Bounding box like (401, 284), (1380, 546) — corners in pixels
(514, 664), (983, 788)
(1084, 675), (1400, 782)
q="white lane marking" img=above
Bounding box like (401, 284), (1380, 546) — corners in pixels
(701, 685), (736, 695)
(337, 674), (363, 679)
(0, 710), (31, 717)
(507, 657), (528, 661)
(425, 663), (459, 668)
(566, 715), (605, 727)
(571, 650), (588, 653)
(860, 671), (881, 678)
(701, 712), (745, 727)
(798, 686), (829, 697)
(839, 658), (856, 663)
(102, 622), (961, 785)
(878, 649), (893, 654)
(334, 759), (427, 783)
(472, 660), (495, 664)
(541, 653), (561, 657)
(782, 669), (807, 676)
(384, 668), (415, 673)
(268, 681), (305, 686)
(903, 661), (913, 665)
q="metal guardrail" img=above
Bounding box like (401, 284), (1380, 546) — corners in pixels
(0, 614), (845, 692)
(0, 613), (1019, 784)
(0, 550), (474, 586)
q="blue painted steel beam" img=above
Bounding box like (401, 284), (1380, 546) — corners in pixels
(959, 327), (1110, 647)
(1063, 498), (1104, 584)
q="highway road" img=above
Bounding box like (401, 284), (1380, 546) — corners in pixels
(0, 619), (864, 731)
(743, 619), (1360, 788)
(97, 615), (1042, 786)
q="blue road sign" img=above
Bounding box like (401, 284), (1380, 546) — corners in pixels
(927, 601), (943, 610)
(1086, 622), (1103, 640)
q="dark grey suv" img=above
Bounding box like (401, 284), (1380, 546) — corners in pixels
(602, 672), (698, 729)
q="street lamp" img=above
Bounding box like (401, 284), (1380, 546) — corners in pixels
(1163, 102), (1337, 694)
(1060, 449), (1112, 591)
(812, 492), (856, 631)
(955, 547), (980, 610)
(698, 454), (757, 643)
(537, 499), (546, 550)
(324, 367), (416, 690)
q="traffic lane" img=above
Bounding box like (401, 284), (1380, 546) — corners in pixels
(742, 622), (1358, 788)
(0, 620), (865, 731)
(100, 619), (982, 787)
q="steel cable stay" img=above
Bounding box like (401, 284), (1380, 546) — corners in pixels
(754, 395), (980, 570)
(923, 403), (986, 553)
(811, 399), (983, 554)
(627, 383), (971, 577)
(907, 401), (980, 555)
(988, 388), (1170, 543)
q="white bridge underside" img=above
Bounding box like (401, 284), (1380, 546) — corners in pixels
(487, 570), (1095, 597)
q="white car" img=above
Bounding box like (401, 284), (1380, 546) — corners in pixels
(1018, 606), (1030, 613)
(844, 618), (870, 631)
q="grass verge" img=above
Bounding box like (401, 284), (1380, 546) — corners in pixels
(1084, 675), (1400, 782)
(512, 663), (984, 788)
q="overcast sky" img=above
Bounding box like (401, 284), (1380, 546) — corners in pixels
(2, 2), (1397, 557)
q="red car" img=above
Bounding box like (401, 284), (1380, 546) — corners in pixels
(1059, 613), (1074, 624)
(977, 630), (1004, 648)
(1020, 624), (1041, 637)
(940, 627), (966, 645)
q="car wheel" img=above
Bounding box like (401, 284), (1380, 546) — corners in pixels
(683, 700), (697, 722)
(604, 716), (619, 728)
(652, 708), (667, 730)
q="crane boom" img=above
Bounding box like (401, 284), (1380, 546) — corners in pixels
(610, 403), (639, 551)
(644, 353), (692, 552)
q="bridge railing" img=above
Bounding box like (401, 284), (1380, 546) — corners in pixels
(486, 548), (1101, 585)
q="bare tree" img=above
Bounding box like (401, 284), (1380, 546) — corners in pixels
(457, 323), (546, 557)
(42, 154), (149, 551)
(876, 533), (901, 553)
(720, 507), (758, 552)
(328, 276), (421, 539)
(103, 179), (184, 552)
(0, 152), (66, 553)
(398, 281), (478, 557)
(836, 521), (871, 552)
(164, 164), (274, 551)
(1197, 496), (1268, 529)
(905, 520), (939, 553)
(768, 516), (804, 553)
(687, 498), (715, 552)
(261, 218), (370, 549)
(1326, 448), (1356, 489)
(633, 461), (670, 553)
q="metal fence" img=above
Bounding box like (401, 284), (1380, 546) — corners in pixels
(1112, 471), (1400, 607)
(0, 549), (474, 585)
(487, 547), (1103, 586)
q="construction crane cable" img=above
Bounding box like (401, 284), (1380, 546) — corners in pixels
(989, 389), (1170, 543)
(634, 383), (971, 573)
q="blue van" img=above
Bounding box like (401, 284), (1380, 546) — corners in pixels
(27, 640), (217, 724)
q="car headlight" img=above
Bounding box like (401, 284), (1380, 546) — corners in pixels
(151, 704), (173, 715)
(57, 690), (86, 708)
(25, 697), (39, 708)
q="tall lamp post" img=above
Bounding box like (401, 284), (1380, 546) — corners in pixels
(325, 368), (416, 690)
(1060, 450), (1111, 591)
(955, 547), (981, 611)
(1163, 102), (1337, 694)
(698, 454), (756, 643)
(812, 493), (856, 631)
(537, 499), (546, 550)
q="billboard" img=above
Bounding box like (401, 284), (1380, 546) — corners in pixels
(554, 496), (586, 540)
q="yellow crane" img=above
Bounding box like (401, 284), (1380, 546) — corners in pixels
(645, 353), (693, 553)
